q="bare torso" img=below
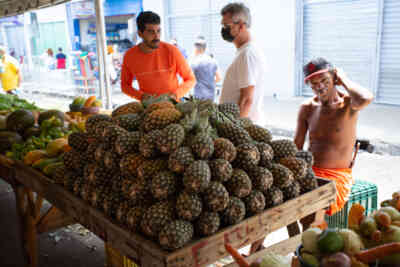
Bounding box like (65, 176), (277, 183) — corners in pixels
(304, 94), (358, 169)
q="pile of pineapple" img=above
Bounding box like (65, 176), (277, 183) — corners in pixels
(53, 96), (319, 251)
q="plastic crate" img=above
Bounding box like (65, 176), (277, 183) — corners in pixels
(105, 243), (140, 267)
(326, 179), (378, 229)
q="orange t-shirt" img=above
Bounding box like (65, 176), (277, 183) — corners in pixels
(121, 42), (196, 100)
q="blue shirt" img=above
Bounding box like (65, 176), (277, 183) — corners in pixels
(190, 54), (218, 100)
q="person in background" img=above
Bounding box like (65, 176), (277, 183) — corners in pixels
(56, 48), (67, 69)
(219, 2), (267, 126)
(107, 45), (118, 84)
(171, 37), (188, 59)
(121, 11), (195, 100)
(189, 36), (221, 101)
(0, 46), (21, 95)
(42, 48), (55, 70)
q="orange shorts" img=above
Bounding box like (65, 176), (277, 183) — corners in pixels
(312, 166), (354, 216)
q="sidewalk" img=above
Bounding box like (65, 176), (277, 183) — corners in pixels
(261, 96), (400, 155)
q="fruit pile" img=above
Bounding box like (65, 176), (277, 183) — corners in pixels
(56, 96), (319, 251)
(299, 203), (400, 266)
(69, 96), (102, 113)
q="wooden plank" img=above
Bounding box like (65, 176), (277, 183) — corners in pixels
(10, 160), (336, 267)
(165, 180), (336, 267)
(225, 235), (302, 267)
(12, 162), (168, 266)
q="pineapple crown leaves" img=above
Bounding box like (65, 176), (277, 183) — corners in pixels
(141, 94), (177, 108)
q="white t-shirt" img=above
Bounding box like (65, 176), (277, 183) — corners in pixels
(220, 42), (267, 125)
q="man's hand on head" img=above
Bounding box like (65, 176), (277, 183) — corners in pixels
(333, 67), (348, 86)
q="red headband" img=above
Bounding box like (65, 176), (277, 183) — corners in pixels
(304, 68), (330, 83)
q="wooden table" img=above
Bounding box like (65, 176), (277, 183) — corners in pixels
(0, 156), (336, 267)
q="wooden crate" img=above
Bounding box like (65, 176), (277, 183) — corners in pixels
(8, 159), (336, 267)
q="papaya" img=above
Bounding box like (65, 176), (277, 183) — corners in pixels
(84, 96), (97, 108)
(38, 110), (65, 126)
(43, 162), (64, 177)
(6, 109), (35, 134)
(46, 138), (68, 157)
(32, 158), (59, 170)
(23, 150), (48, 165)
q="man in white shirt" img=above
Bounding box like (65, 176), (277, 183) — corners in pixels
(220, 2), (267, 125)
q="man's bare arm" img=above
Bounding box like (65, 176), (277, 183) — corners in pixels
(294, 103), (309, 150)
(238, 85), (255, 118)
(335, 68), (373, 111)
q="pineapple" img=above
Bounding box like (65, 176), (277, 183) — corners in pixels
(63, 149), (85, 174)
(233, 143), (260, 171)
(143, 108), (182, 132)
(176, 191), (202, 221)
(83, 163), (97, 181)
(151, 171), (177, 200)
(121, 176), (149, 205)
(168, 146), (195, 174)
(102, 190), (124, 218)
(79, 181), (92, 202)
(256, 142), (274, 167)
(297, 168), (319, 194)
(115, 199), (135, 226)
(137, 158), (168, 180)
(84, 141), (98, 163)
(268, 163), (295, 189)
(264, 186), (284, 208)
(183, 160), (211, 193)
(68, 132), (89, 151)
(281, 180), (301, 201)
(218, 103), (240, 118)
(270, 139), (298, 159)
(216, 122), (252, 146)
(112, 113), (142, 131)
(140, 201), (175, 238)
(119, 153), (146, 177)
(145, 101), (175, 114)
(158, 220), (194, 250)
(126, 206), (145, 232)
(225, 169), (252, 198)
(279, 156), (308, 179)
(72, 176), (86, 196)
(103, 150), (121, 171)
(245, 125), (272, 143)
(236, 117), (253, 128)
(53, 164), (66, 185)
(86, 164), (111, 186)
(93, 121), (114, 140)
(209, 158), (233, 182)
(295, 150), (314, 168)
(94, 143), (108, 164)
(222, 197), (246, 225)
(190, 133), (214, 160)
(195, 212), (220, 237)
(213, 138), (237, 162)
(203, 182), (229, 212)
(85, 114), (113, 137)
(157, 124), (185, 154)
(102, 125), (127, 147)
(139, 129), (162, 158)
(115, 131), (141, 156)
(89, 183), (109, 208)
(244, 190), (266, 215)
(248, 166), (273, 193)
(112, 101), (144, 117)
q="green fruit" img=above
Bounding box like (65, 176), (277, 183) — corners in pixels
(6, 109), (35, 134)
(0, 131), (23, 152)
(301, 253), (319, 267)
(359, 216), (378, 238)
(317, 229), (344, 254)
(72, 96), (86, 105)
(38, 110), (64, 126)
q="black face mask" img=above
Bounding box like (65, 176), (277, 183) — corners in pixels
(221, 26), (235, 42)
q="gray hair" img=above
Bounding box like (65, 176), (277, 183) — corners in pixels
(221, 2), (251, 28)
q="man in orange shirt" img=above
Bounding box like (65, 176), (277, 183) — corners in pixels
(121, 11), (196, 100)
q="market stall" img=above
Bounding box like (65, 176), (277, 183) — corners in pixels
(0, 95), (337, 267)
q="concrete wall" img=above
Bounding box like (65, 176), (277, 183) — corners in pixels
(142, 0), (166, 40)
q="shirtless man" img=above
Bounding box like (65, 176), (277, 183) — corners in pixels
(250, 57), (373, 254)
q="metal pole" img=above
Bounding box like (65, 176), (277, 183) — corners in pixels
(94, 0), (112, 110)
